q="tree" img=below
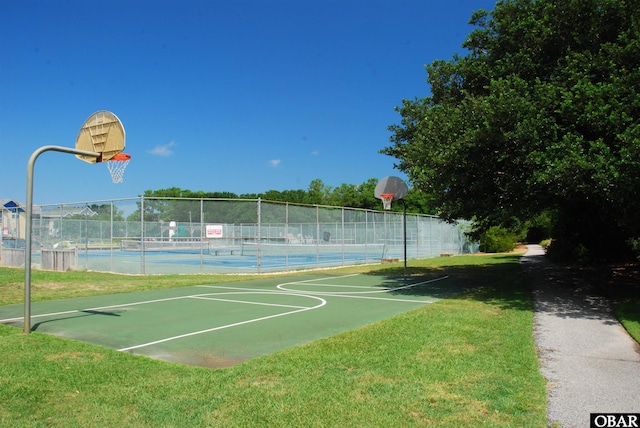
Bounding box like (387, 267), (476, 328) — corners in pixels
(127, 177), (440, 225)
(306, 179), (332, 205)
(382, 0), (640, 261)
(86, 204), (125, 221)
(327, 179), (381, 209)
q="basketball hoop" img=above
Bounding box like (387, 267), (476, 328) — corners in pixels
(380, 193), (394, 210)
(105, 153), (131, 183)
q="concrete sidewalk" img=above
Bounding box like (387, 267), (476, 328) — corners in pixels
(521, 245), (640, 427)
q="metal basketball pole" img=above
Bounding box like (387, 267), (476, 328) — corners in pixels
(24, 146), (99, 334)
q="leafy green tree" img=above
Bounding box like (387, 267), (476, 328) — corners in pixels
(306, 179), (332, 205)
(328, 179), (381, 209)
(78, 204), (125, 221)
(383, 0), (640, 261)
(356, 178), (381, 209)
(128, 177), (441, 226)
(259, 189), (308, 204)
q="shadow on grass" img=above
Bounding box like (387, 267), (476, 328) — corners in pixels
(360, 254), (532, 313)
(360, 252), (640, 324)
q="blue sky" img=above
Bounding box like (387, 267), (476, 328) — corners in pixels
(1, 0), (496, 205)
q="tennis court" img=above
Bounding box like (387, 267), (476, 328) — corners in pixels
(22, 196), (476, 275)
(67, 243), (389, 274)
(0, 273), (464, 368)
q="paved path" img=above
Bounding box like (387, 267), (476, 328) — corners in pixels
(521, 245), (640, 427)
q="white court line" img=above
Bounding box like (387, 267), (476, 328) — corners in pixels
(198, 275), (448, 303)
(0, 290), (313, 323)
(196, 285), (309, 293)
(311, 293), (435, 304)
(277, 275), (449, 295)
(282, 273), (360, 285)
(197, 283), (377, 291)
(291, 283), (382, 290)
(119, 293), (327, 352)
(194, 274), (361, 294)
(2, 273), (447, 353)
(0, 315), (27, 323)
(0, 295), (196, 323)
(195, 284), (431, 304)
(190, 295), (309, 309)
(117, 274), (365, 352)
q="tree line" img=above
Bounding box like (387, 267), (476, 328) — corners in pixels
(65, 179), (431, 225)
(383, 0), (640, 262)
(135, 177), (433, 220)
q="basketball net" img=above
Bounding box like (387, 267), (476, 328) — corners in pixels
(380, 193), (394, 210)
(106, 153), (131, 183)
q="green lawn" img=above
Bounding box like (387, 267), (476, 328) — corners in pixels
(616, 299), (640, 341)
(0, 255), (547, 427)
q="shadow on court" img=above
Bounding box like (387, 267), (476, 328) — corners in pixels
(366, 254), (532, 313)
(30, 309), (123, 332)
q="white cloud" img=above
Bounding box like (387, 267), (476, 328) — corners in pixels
(311, 150), (319, 156)
(149, 141), (176, 156)
(268, 159), (281, 167)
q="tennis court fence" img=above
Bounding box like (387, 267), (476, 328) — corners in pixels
(2, 197), (477, 274)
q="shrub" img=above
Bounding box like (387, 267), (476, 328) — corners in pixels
(525, 210), (555, 243)
(628, 238), (640, 262)
(479, 226), (517, 253)
(546, 238), (590, 263)
(539, 239), (552, 249)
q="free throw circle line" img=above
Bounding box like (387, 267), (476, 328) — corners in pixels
(189, 292), (314, 310)
(3, 287), (319, 324)
(118, 292), (327, 352)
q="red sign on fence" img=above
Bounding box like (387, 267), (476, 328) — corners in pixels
(206, 224), (223, 238)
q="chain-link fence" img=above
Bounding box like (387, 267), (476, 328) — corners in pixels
(12, 197), (477, 274)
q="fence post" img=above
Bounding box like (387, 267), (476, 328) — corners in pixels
(285, 202), (289, 270)
(199, 198), (204, 273)
(403, 201), (407, 276)
(341, 208), (345, 266)
(257, 198), (261, 273)
(140, 195), (145, 275)
(315, 205), (319, 266)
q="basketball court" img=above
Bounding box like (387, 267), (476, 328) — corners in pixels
(14, 110), (454, 363)
(0, 273), (466, 368)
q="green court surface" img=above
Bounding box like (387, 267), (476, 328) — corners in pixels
(0, 273), (463, 368)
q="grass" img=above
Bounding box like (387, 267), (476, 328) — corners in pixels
(616, 299), (640, 341)
(0, 268), (277, 306)
(1, 254), (548, 427)
(583, 262), (640, 344)
(612, 272), (640, 344)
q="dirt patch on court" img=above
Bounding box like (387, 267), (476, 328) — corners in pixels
(147, 351), (246, 369)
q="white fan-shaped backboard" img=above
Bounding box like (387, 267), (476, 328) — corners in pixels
(374, 176), (409, 201)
